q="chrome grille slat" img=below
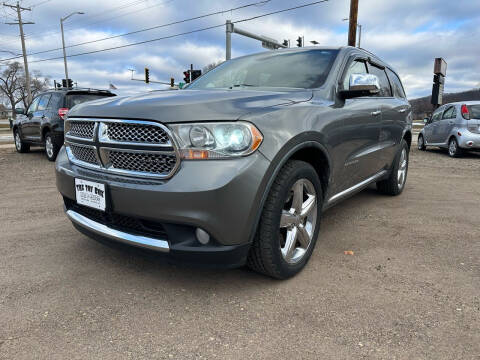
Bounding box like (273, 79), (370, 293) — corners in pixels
(68, 121), (95, 139)
(106, 123), (170, 144)
(107, 150), (177, 175)
(65, 119), (180, 179)
(69, 144), (99, 165)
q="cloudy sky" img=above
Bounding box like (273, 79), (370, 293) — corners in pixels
(1, 0), (479, 99)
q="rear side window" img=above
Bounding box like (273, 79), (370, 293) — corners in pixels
(368, 64), (392, 97)
(49, 93), (64, 109)
(37, 94), (52, 111)
(342, 60), (368, 90)
(386, 68), (406, 99)
(66, 94), (113, 108)
(442, 106), (455, 119)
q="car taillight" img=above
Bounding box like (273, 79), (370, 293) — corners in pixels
(58, 108), (69, 120)
(461, 104), (470, 120)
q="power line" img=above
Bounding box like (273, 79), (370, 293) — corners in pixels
(27, 0), (329, 64)
(0, 0), (272, 62)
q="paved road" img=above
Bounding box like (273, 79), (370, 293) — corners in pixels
(0, 146), (479, 359)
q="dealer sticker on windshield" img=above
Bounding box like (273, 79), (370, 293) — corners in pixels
(75, 179), (106, 211)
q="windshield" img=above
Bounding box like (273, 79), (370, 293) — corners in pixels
(188, 49), (339, 90)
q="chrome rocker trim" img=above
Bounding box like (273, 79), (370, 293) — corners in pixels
(66, 209), (170, 252)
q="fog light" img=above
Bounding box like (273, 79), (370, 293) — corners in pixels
(196, 228), (210, 245)
(467, 141), (474, 147)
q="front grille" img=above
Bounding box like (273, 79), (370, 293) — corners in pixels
(69, 144), (99, 165)
(64, 198), (168, 239)
(106, 123), (170, 144)
(68, 121), (95, 139)
(108, 150), (177, 175)
(65, 119), (180, 179)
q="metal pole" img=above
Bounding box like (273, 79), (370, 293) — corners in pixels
(60, 19), (68, 81)
(226, 20), (232, 60)
(16, 2), (32, 104)
(348, 0), (358, 47)
(190, 64), (193, 83)
(357, 24), (362, 48)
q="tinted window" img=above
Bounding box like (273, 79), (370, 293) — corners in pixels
(386, 68), (406, 99)
(27, 96), (40, 114)
(342, 60), (367, 90)
(66, 94), (113, 108)
(442, 106), (455, 119)
(37, 94), (52, 111)
(368, 64), (392, 97)
(49, 92), (64, 109)
(188, 50), (339, 90)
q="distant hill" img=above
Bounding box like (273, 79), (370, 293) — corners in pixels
(409, 89), (480, 119)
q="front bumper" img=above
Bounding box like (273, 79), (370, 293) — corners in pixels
(55, 146), (271, 267)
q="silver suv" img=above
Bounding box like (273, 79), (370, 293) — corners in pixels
(418, 101), (480, 157)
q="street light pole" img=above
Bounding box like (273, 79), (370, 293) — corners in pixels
(60, 11), (84, 82)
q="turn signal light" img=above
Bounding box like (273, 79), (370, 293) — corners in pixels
(58, 108), (69, 120)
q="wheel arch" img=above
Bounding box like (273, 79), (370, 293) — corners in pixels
(248, 138), (331, 244)
(403, 130), (412, 149)
(41, 125), (51, 141)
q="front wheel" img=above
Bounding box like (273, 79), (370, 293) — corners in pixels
(14, 129), (30, 153)
(376, 139), (409, 196)
(418, 134), (426, 151)
(247, 160), (322, 279)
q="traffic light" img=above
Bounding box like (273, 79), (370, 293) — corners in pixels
(183, 70), (190, 84)
(170, 78), (174, 87)
(62, 79), (67, 88)
(282, 39), (288, 47)
(67, 79), (73, 88)
(145, 68), (150, 84)
(190, 70), (201, 81)
(296, 36), (303, 47)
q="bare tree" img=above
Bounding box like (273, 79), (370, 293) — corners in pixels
(0, 62), (50, 119)
(203, 60), (224, 74)
(0, 62), (24, 119)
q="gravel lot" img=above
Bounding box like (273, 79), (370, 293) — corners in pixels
(0, 145), (479, 359)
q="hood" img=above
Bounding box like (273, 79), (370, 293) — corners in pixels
(67, 89), (313, 123)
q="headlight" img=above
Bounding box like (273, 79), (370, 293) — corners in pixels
(169, 122), (263, 160)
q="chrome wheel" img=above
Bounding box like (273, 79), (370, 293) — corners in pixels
(15, 132), (21, 151)
(449, 139), (457, 157)
(45, 136), (54, 158)
(279, 178), (317, 264)
(397, 148), (407, 189)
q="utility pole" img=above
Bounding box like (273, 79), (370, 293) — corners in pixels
(4, 1), (34, 104)
(348, 0), (359, 47)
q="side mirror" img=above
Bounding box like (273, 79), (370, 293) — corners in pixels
(340, 73), (380, 99)
(15, 108), (25, 115)
(423, 117), (429, 124)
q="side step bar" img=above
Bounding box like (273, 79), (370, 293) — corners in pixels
(66, 210), (170, 252)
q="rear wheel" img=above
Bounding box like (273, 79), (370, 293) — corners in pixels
(376, 139), (409, 196)
(448, 137), (462, 158)
(45, 132), (60, 161)
(417, 134), (426, 151)
(14, 129), (30, 153)
(247, 160), (322, 279)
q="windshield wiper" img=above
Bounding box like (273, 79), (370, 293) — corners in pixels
(230, 83), (255, 89)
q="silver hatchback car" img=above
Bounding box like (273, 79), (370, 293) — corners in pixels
(418, 101), (480, 157)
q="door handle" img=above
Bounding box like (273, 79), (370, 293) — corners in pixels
(398, 108), (407, 113)
(448, 121), (454, 124)
(371, 110), (381, 116)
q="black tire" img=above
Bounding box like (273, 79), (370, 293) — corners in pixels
(14, 129), (30, 153)
(448, 137), (462, 158)
(45, 132), (61, 161)
(376, 139), (409, 196)
(247, 160), (323, 279)
(417, 134), (426, 151)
